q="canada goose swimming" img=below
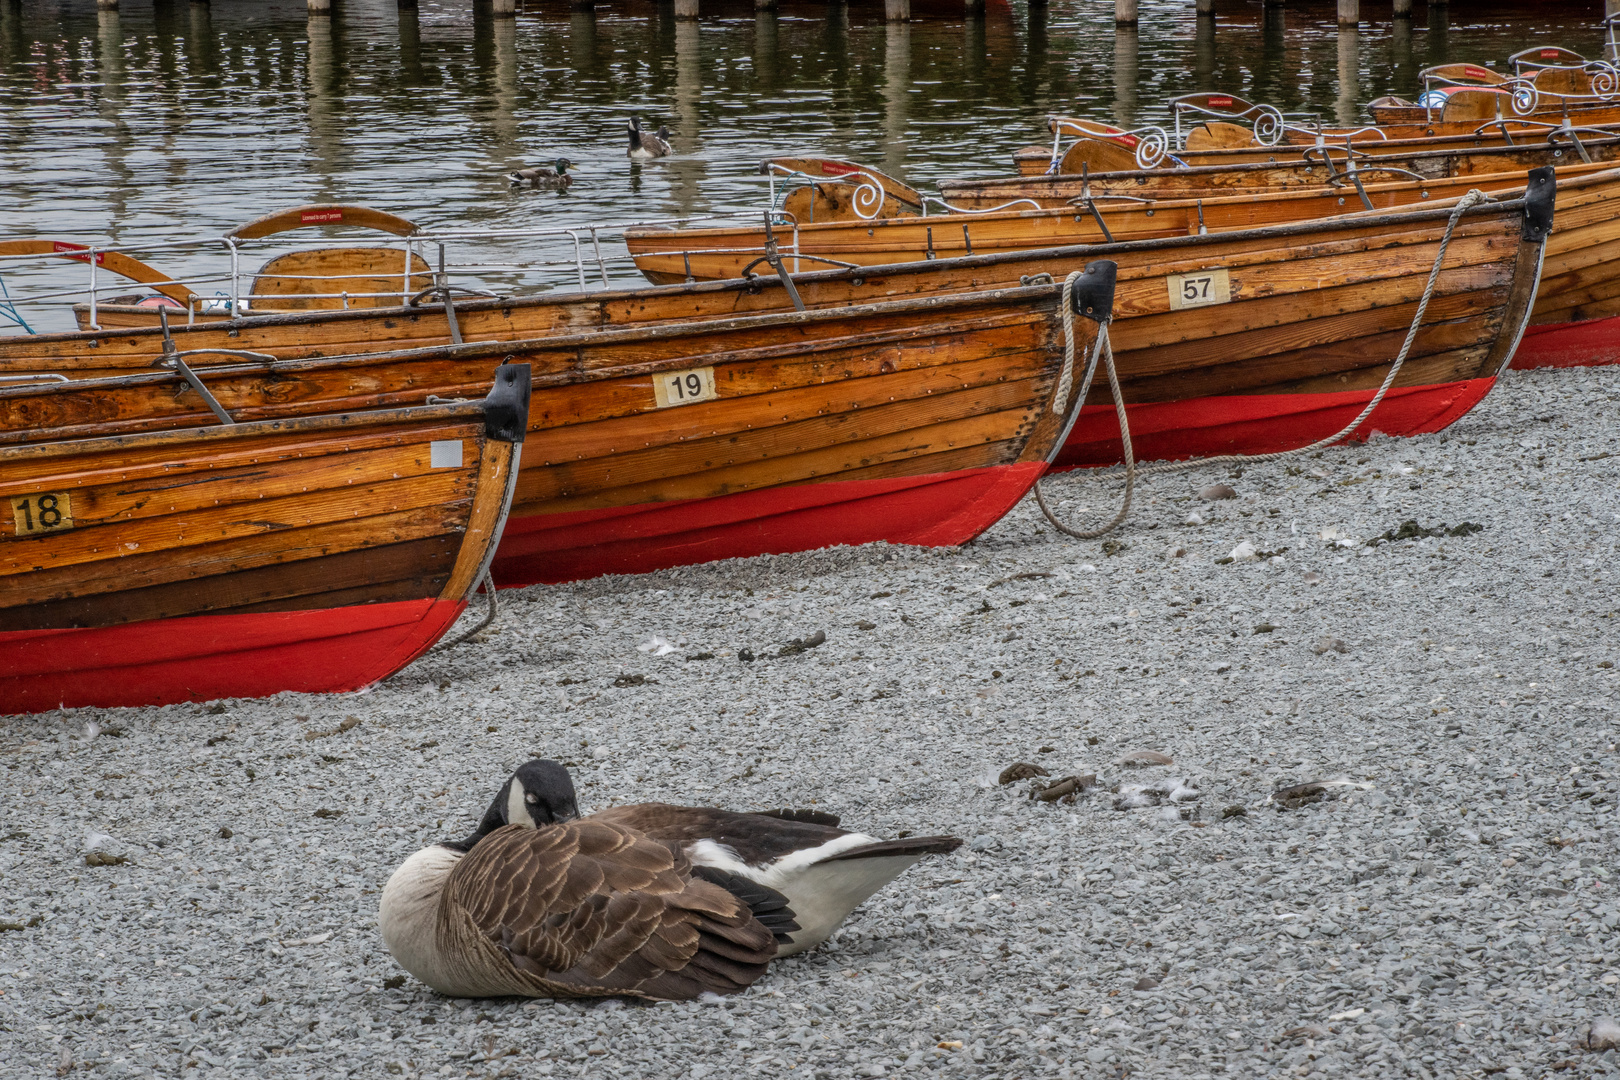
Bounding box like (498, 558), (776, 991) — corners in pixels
(378, 761), (793, 1000)
(626, 117), (672, 159)
(507, 157), (573, 190)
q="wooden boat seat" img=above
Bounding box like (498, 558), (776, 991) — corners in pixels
(1437, 87), (1510, 123)
(764, 158), (923, 223)
(1184, 122), (1258, 151)
(1057, 137), (1142, 175)
(1530, 66), (1598, 97)
(250, 247), (432, 311)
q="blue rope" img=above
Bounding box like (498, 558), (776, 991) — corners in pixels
(0, 272), (34, 335)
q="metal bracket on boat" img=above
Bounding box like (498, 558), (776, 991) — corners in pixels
(408, 285), (501, 347)
(1544, 119), (1605, 163)
(153, 307), (248, 425)
(1522, 165), (1557, 242)
(1070, 171), (1115, 243)
(1195, 200), (1208, 236)
(754, 214), (806, 312)
(1070, 260), (1118, 324)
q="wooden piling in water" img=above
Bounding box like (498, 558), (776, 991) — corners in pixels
(491, 0), (515, 17)
(675, 0), (699, 19)
(1337, 0), (1358, 27)
(1393, 0), (1412, 17)
(884, 0), (909, 22)
(307, 0), (330, 15)
(1115, 0), (1137, 28)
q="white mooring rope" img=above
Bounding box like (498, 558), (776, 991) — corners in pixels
(1035, 189), (1492, 540)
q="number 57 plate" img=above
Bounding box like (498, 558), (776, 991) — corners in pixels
(1167, 268), (1232, 311)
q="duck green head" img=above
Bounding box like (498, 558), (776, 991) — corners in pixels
(554, 157), (572, 173)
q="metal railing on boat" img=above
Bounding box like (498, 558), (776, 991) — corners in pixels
(0, 217), (732, 335)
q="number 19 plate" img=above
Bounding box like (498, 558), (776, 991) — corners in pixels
(653, 366), (719, 408)
(1167, 268), (1232, 311)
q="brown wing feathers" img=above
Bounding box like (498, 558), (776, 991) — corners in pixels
(442, 823), (778, 1000)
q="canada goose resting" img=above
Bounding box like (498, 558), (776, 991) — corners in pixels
(507, 157), (573, 190)
(455, 759), (961, 958)
(626, 117), (672, 159)
(378, 761), (794, 1000)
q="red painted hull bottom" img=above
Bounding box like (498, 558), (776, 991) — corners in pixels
(0, 598), (466, 716)
(1510, 316), (1620, 369)
(490, 462), (1047, 587)
(1052, 378), (1496, 469)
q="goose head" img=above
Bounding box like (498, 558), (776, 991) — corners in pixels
(447, 759), (579, 851)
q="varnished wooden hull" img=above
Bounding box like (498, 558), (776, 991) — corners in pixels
(0, 369), (529, 715)
(947, 159), (1617, 370)
(0, 199), (1543, 472)
(0, 284), (1099, 586)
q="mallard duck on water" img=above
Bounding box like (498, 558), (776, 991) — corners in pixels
(626, 117), (672, 159)
(507, 157), (573, 189)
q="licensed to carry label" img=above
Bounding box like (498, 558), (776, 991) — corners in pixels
(653, 366), (718, 408)
(11, 491), (73, 536)
(1167, 268), (1232, 311)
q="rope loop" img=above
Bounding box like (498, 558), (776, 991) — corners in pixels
(1034, 189), (1492, 540)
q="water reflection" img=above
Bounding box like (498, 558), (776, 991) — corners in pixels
(882, 21), (908, 179)
(1336, 27), (1358, 126)
(666, 18), (704, 219)
(0, 0), (1608, 331)
(1113, 26), (1136, 127)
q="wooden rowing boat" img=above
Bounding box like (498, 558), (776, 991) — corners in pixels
(0, 184), (1548, 475)
(944, 152), (1620, 370)
(1023, 114), (1620, 173)
(0, 273), (1111, 586)
(1366, 61), (1620, 129)
(0, 204), (428, 331)
(945, 136), (1620, 208)
(0, 365), (529, 715)
(617, 164), (1582, 283)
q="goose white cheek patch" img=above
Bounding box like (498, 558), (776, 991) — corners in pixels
(506, 782), (534, 829)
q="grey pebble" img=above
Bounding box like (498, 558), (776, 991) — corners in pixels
(2, 367), (1619, 1079)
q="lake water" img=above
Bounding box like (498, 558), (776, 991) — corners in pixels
(0, 0), (1608, 331)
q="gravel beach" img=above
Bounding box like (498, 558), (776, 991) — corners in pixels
(3, 363), (1619, 1080)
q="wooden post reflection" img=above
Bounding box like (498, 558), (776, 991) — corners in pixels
(1336, 26), (1358, 127)
(883, 20), (910, 179)
(1113, 25), (1137, 128)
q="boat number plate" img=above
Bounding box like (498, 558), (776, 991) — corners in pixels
(11, 491), (74, 536)
(1167, 268), (1231, 311)
(653, 366), (718, 409)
